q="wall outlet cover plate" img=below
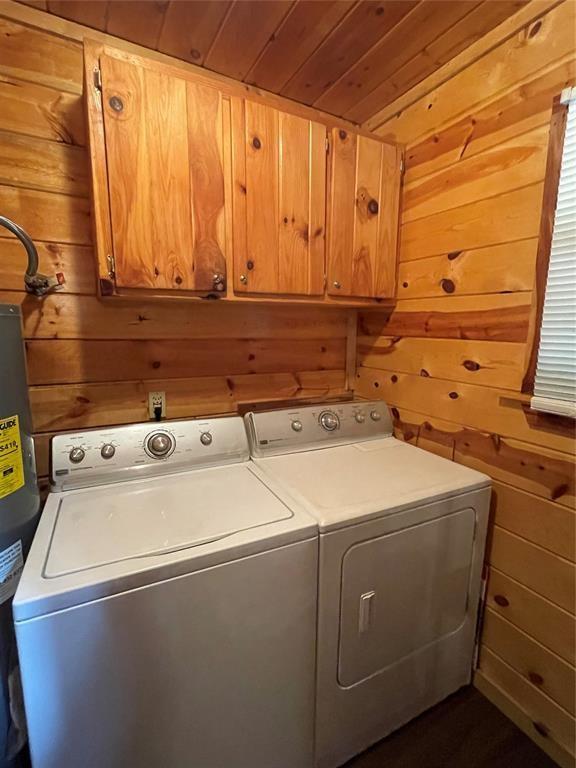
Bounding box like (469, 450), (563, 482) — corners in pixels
(148, 391), (166, 419)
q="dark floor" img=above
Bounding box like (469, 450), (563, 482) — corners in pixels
(345, 686), (557, 768)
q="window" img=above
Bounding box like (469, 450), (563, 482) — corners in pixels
(531, 87), (576, 418)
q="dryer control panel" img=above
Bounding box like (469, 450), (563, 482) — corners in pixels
(51, 416), (249, 491)
(245, 401), (393, 457)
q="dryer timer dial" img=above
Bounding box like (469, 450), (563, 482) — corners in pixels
(319, 411), (340, 431)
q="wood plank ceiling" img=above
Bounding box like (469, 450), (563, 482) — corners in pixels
(20, 0), (528, 124)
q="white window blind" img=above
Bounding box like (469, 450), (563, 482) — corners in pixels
(532, 87), (576, 419)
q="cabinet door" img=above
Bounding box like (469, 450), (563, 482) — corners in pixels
(99, 53), (227, 292)
(327, 129), (401, 299)
(231, 99), (326, 296)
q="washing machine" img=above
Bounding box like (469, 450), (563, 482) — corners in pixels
(13, 416), (318, 768)
(245, 401), (491, 768)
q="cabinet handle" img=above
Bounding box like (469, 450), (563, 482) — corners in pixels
(333, 281), (341, 289)
(240, 274), (248, 284)
(212, 273), (225, 292)
(368, 199), (379, 215)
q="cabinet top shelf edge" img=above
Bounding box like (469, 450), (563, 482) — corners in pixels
(84, 38), (399, 148)
(99, 284), (397, 310)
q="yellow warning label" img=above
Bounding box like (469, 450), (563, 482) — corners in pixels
(0, 415), (25, 501)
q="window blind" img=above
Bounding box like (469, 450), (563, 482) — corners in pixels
(532, 87), (576, 419)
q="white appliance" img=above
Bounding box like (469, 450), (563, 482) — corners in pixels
(13, 416), (318, 768)
(245, 401), (491, 768)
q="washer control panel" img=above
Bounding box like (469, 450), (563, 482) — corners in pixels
(245, 401), (393, 457)
(51, 416), (248, 491)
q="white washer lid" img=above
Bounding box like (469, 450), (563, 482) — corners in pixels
(46, 463), (293, 577)
(253, 437), (490, 531)
(15, 463), (317, 621)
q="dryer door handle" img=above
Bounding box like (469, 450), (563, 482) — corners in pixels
(358, 590), (376, 634)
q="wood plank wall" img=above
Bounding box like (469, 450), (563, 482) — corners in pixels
(0, 15), (349, 487)
(356, 3), (575, 766)
(1, 5), (574, 765)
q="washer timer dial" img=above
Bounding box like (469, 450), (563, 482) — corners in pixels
(145, 431), (174, 459)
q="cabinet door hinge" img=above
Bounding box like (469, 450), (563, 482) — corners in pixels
(325, 136), (330, 153)
(93, 67), (102, 91)
(106, 253), (115, 279)
(400, 157), (405, 175)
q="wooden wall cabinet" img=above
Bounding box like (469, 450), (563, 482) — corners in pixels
(327, 129), (402, 300)
(86, 46), (228, 296)
(230, 99), (326, 297)
(86, 44), (402, 305)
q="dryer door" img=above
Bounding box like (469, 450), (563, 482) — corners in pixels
(338, 507), (476, 687)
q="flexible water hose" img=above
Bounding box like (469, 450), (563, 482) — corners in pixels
(0, 215), (64, 295)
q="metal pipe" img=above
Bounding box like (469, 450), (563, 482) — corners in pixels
(0, 216), (64, 295)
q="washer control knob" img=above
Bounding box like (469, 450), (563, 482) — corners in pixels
(320, 411), (339, 431)
(100, 443), (115, 460)
(146, 432), (173, 458)
(69, 447), (85, 464)
(355, 412), (366, 423)
(370, 410), (382, 422)
(291, 420), (303, 432)
(200, 432), (212, 446)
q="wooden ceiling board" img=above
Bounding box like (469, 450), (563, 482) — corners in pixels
(21, 0), (532, 123)
(245, 0), (353, 93)
(47, 0), (109, 29)
(422, 0), (528, 68)
(280, 0), (420, 105)
(203, 0), (294, 81)
(157, 0), (232, 65)
(344, 0), (530, 122)
(106, 0), (169, 49)
(315, 0), (481, 115)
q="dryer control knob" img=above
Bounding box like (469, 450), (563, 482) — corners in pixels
(291, 420), (303, 432)
(355, 412), (365, 423)
(69, 447), (85, 464)
(146, 432), (173, 458)
(370, 410), (382, 422)
(320, 411), (339, 431)
(200, 432), (212, 446)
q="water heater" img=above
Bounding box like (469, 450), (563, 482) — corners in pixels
(0, 217), (63, 767)
(0, 312), (39, 768)
(0, 302), (40, 551)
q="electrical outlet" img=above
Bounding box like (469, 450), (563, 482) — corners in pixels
(148, 391), (166, 420)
